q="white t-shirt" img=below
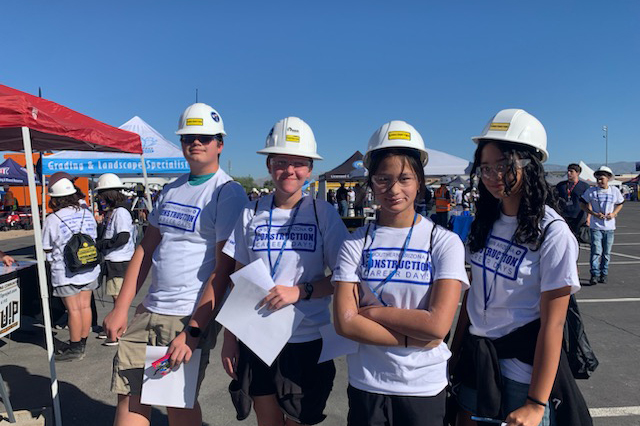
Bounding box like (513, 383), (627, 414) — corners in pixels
(581, 186), (624, 231)
(144, 170), (248, 315)
(466, 207), (580, 384)
(42, 206), (100, 287)
(223, 194), (349, 343)
(332, 217), (469, 396)
(102, 207), (135, 262)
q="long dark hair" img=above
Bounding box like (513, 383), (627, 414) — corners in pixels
(366, 148), (425, 199)
(97, 189), (127, 209)
(467, 140), (559, 253)
(48, 193), (81, 212)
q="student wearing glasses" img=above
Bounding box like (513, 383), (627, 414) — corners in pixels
(333, 121), (469, 426)
(213, 117), (349, 426)
(450, 109), (588, 426)
(104, 103), (247, 426)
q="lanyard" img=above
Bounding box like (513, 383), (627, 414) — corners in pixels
(363, 213), (418, 307)
(566, 181), (577, 198)
(481, 233), (516, 320)
(267, 196), (302, 279)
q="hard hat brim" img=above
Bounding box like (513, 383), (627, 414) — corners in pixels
(49, 188), (77, 197)
(256, 146), (323, 160)
(363, 149), (428, 169)
(472, 136), (549, 163)
(176, 129), (227, 136)
(95, 185), (127, 191)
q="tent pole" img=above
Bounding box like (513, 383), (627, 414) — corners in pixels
(21, 127), (63, 426)
(139, 153), (153, 212)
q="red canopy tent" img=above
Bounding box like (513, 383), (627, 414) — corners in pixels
(0, 84), (142, 426)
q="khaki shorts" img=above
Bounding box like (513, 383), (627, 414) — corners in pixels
(106, 277), (124, 297)
(111, 305), (221, 397)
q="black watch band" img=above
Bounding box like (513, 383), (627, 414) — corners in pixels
(303, 282), (314, 301)
(186, 325), (201, 338)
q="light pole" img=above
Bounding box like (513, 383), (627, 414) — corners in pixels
(602, 125), (608, 166)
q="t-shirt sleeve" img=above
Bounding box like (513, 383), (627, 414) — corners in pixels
(42, 216), (56, 251)
(431, 229), (470, 290)
(319, 202), (350, 271)
(614, 187), (625, 205)
(331, 227), (366, 284)
(579, 187), (592, 204)
(148, 190), (165, 227)
(215, 182), (249, 243)
(113, 208), (132, 235)
(222, 204), (252, 266)
(539, 221), (580, 294)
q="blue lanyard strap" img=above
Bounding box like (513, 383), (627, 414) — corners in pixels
(482, 233), (516, 312)
(267, 196), (303, 279)
(364, 212), (418, 307)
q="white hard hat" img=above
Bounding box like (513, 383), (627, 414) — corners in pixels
(257, 117), (322, 160)
(594, 165), (614, 178)
(95, 173), (126, 191)
(49, 178), (77, 197)
(364, 120), (429, 169)
(472, 109), (548, 162)
(176, 103), (226, 136)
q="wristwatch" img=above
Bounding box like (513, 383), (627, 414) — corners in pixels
(185, 325), (201, 338)
(303, 282), (314, 301)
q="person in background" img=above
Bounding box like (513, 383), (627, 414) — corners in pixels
(354, 183), (366, 217)
(327, 189), (337, 209)
(3, 185), (18, 211)
(556, 163), (590, 236)
(337, 182), (348, 217)
(43, 177), (100, 361)
(434, 180), (452, 227)
(94, 173), (135, 346)
(580, 166), (624, 286)
(334, 120), (468, 426)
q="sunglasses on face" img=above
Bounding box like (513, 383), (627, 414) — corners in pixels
(478, 159), (530, 179)
(269, 158), (312, 170)
(180, 135), (219, 145)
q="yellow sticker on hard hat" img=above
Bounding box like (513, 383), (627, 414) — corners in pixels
(388, 131), (411, 141)
(286, 135), (300, 142)
(489, 122), (510, 131)
(186, 118), (204, 126)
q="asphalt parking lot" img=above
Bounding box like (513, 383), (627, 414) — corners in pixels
(1, 203), (639, 426)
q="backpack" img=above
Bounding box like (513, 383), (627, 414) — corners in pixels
(55, 209), (101, 273)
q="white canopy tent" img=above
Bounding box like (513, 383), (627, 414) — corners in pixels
(348, 147), (471, 179)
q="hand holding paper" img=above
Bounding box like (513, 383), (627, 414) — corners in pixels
(216, 259), (305, 366)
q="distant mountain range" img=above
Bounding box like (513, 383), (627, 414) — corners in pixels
(544, 161), (638, 175)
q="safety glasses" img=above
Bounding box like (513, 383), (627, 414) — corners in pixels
(269, 157), (312, 170)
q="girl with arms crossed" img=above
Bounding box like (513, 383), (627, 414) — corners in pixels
(333, 121), (469, 426)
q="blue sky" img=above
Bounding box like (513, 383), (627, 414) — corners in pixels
(2, 1), (638, 177)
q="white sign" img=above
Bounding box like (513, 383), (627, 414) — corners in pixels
(0, 278), (20, 338)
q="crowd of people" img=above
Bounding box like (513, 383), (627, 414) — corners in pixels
(31, 103), (618, 426)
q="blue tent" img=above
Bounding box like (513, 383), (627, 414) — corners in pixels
(0, 157), (41, 185)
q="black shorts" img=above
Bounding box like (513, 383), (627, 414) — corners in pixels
(237, 339), (336, 425)
(347, 385), (446, 426)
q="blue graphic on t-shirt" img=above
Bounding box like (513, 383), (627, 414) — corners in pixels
(360, 247), (433, 285)
(252, 223), (318, 252)
(469, 235), (528, 280)
(157, 201), (201, 232)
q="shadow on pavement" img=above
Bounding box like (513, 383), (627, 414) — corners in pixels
(1, 365), (213, 426)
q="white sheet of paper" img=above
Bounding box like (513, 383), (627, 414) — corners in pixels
(216, 259), (305, 366)
(318, 323), (359, 363)
(140, 346), (202, 409)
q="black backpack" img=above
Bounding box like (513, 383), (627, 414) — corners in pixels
(55, 210), (101, 273)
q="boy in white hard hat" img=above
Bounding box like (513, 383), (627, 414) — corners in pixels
(580, 166), (624, 285)
(104, 103), (248, 426)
